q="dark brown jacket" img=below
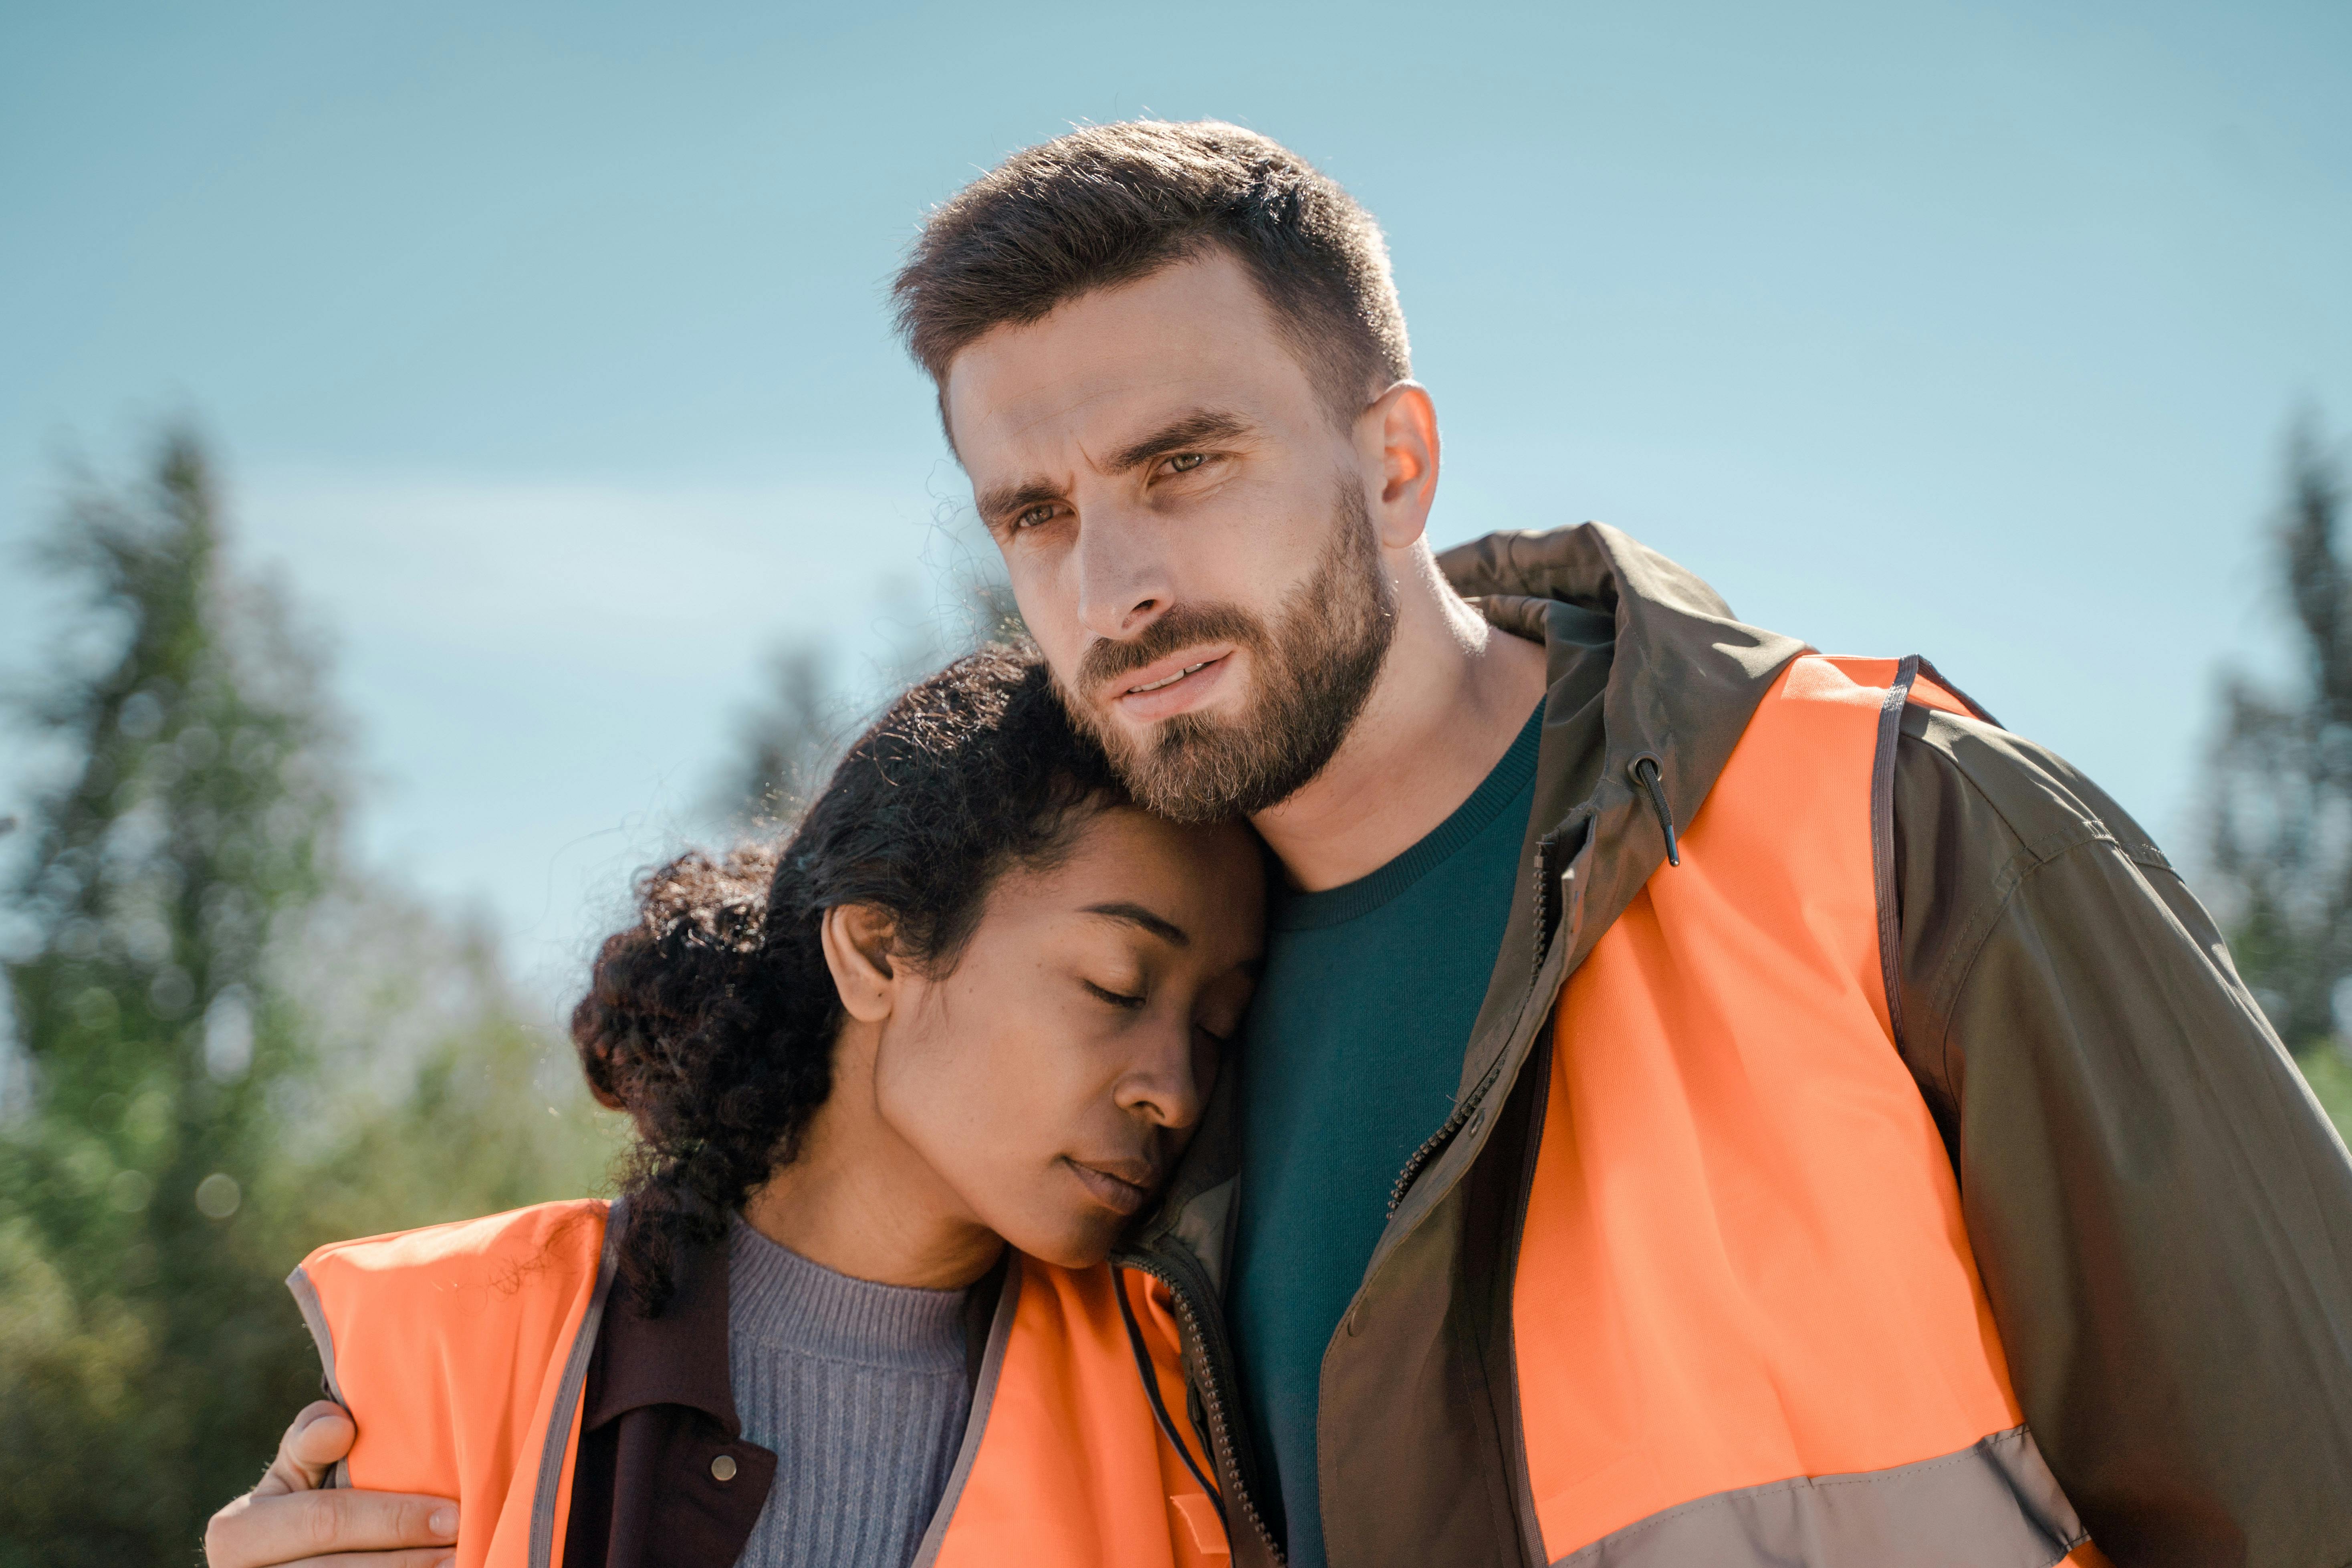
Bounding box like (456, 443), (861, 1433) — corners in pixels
(1111, 523), (2352, 1568)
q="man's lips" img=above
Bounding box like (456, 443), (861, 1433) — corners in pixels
(1062, 1155), (1160, 1217)
(1128, 661), (1212, 694)
(1104, 647), (1234, 723)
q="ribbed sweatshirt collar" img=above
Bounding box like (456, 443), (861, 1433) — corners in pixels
(726, 1216), (968, 1374)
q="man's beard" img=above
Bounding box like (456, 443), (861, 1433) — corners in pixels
(1063, 482), (1396, 824)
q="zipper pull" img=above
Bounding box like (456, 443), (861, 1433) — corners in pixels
(1628, 753), (1680, 867)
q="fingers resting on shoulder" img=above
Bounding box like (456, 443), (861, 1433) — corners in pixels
(205, 1401), (457, 1568)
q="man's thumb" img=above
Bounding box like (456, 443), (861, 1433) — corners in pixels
(259, 1401), (355, 1494)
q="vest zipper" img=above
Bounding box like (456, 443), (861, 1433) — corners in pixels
(1114, 1245), (1287, 1565)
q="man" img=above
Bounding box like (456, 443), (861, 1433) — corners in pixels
(212, 122), (2352, 1568)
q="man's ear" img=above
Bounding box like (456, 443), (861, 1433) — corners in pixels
(1364, 381), (1440, 549)
(820, 904), (899, 1023)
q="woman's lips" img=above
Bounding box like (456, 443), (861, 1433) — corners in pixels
(1063, 1156), (1156, 1217)
(1108, 650), (1233, 724)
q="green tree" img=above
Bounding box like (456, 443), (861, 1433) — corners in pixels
(2206, 418), (2352, 1136)
(0, 431), (613, 1564)
(277, 885), (615, 1243)
(0, 432), (344, 1559)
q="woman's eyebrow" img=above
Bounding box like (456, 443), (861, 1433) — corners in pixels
(1081, 901), (1191, 947)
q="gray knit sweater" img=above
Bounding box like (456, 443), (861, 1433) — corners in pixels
(728, 1217), (973, 1568)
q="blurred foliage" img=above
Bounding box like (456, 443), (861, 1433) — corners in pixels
(2205, 417), (2352, 1139)
(0, 431), (617, 1565)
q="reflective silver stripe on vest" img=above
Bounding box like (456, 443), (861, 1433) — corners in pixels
(283, 1264), (352, 1490)
(908, 1254), (1023, 1568)
(1549, 1426), (2087, 1568)
(527, 1198), (625, 1568)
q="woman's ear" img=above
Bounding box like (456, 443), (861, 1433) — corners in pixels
(821, 904), (900, 1023)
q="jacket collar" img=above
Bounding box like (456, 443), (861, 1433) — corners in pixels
(1442, 519), (1805, 876)
(1439, 521), (1807, 1090)
(580, 1214), (740, 1437)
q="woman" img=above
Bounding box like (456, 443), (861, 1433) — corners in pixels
(283, 646), (1264, 1568)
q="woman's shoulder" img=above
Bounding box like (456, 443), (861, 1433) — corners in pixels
(297, 1196), (611, 1281)
(292, 1197), (614, 1354)
(291, 1199), (618, 1501)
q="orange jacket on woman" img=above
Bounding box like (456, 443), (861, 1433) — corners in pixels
(290, 1202), (1229, 1568)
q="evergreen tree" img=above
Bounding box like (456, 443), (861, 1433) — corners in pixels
(0, 430), (614, 1563)
(1, 432), (342, 1559)
(2206, 417), (2352, 1130)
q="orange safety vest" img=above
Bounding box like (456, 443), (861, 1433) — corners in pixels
(288, 1201), (1228, 1568)
(1511, 655), (2107, 1566)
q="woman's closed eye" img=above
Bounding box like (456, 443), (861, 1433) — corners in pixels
(1084, 979), (1146, 1011)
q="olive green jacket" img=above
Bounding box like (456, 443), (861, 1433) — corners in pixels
(1112, 522), (2352, 1568)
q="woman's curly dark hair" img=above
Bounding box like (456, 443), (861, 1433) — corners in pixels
(571, 645), (1127, 1311)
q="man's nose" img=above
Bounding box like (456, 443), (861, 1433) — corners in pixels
(1072, 507), (1176, 643)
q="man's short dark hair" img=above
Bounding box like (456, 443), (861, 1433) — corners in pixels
(893, 120), (1410, 429)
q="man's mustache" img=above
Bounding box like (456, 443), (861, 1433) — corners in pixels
(1076, 603), (1269, 694)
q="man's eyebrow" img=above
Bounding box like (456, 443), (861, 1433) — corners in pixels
(1103, 409), (1255, 475)
(975, 476), (1066, 526)
(1081, 901), (1191, 947)
(974, 409), (1255, 525)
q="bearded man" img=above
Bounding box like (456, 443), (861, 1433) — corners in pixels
(210, 121), (2352, 1568)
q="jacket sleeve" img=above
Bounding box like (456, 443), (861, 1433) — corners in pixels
(1890, 704), (2352, 1568)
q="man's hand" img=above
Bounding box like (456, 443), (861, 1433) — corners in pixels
(204, 1401), (459, 1568)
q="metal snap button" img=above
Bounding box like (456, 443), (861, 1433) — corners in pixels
(711, 1453), (738, 1482)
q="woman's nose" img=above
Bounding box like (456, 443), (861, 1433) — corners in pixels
(1115, 1027), (1209, 1129)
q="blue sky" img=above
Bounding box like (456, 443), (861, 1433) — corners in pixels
(4, 1), (2348, 1005)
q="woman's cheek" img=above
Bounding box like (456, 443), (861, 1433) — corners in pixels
(1193, 1033), (1223, 1104)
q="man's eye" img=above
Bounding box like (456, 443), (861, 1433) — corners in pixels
(1014, 503), (1059, 531)
(1166, 452), (1207, 474)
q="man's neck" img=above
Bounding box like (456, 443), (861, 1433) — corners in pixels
(1254, 543), (1549, 892)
